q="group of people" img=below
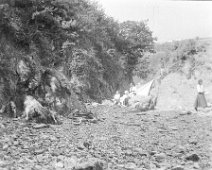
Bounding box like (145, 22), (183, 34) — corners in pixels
(113, 90), (129, 106)
(113, 79), (209, 111)
(113, 84), (138, 106)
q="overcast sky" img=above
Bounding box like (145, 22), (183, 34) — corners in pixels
(95, 0), (212, 42)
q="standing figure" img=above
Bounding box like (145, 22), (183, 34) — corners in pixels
(130, 83), (136, 94)
(194, 79), (207, 111)
(129, 83), (133, 92)
(113, 91), (121, 105)
(120, 91), (130, 106)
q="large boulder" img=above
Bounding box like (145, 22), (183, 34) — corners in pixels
(74, 158), (104, 170)
(0, 58), (88, 123)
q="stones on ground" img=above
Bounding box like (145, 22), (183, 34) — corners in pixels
(134, 148), (147, 157)
(180, 110), (192, 116)
(0, 160), (9, 168)
(2, 144), (9, 150)
(189, 139), (198, 145)
(51, 151), (60, 157)
(12, 118), (19, 121)
(74, 158), (104, 170)
(13, 141), (19, 146)
(185, 153), (200, 162)
(34, 149), (46, 155)
(77, 142), (85, 150)
(170, 126), (178, 130)
(89, 118), (98, 123)
(154, 153), (166, 163)
(54, 161), (64, 168)
(0, 105), (211, 170)
(0, 123), (5, 128)
(64, 156), (78, 169)
(83, 140), (92, 150)
(150, 150), (157, 156)
(124, 162), (137, 170)
(193, 162), (200, 169)
(125, 149), (133, 156)
(176, 145), (186, 153)
(33, 124), (50, 129)
(171, 166), (184, 170)
(186, 111), (192, 115)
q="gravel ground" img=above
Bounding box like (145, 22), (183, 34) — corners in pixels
(0, 105), (212, 170)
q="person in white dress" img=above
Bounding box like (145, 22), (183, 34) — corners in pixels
(120, 91), (130, 106)
(194, 79), (207, 111)
(113, 91), (121, 105)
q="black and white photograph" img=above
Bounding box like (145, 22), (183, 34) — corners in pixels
(0, 0), (212, 169)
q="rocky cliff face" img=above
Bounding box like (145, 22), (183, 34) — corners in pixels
(0, 0), (140, 118)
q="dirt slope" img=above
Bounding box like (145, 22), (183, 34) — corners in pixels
(156, 38), (212, 111)
(156, 73), (196, 110)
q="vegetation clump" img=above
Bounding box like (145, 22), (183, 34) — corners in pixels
(0, 0), (155, 120)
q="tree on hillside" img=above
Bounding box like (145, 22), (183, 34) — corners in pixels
(119, 20), (156, 78)
(0, 0), (155, 121)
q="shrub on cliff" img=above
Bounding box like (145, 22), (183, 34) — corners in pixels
(0, 0), (155, 118)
